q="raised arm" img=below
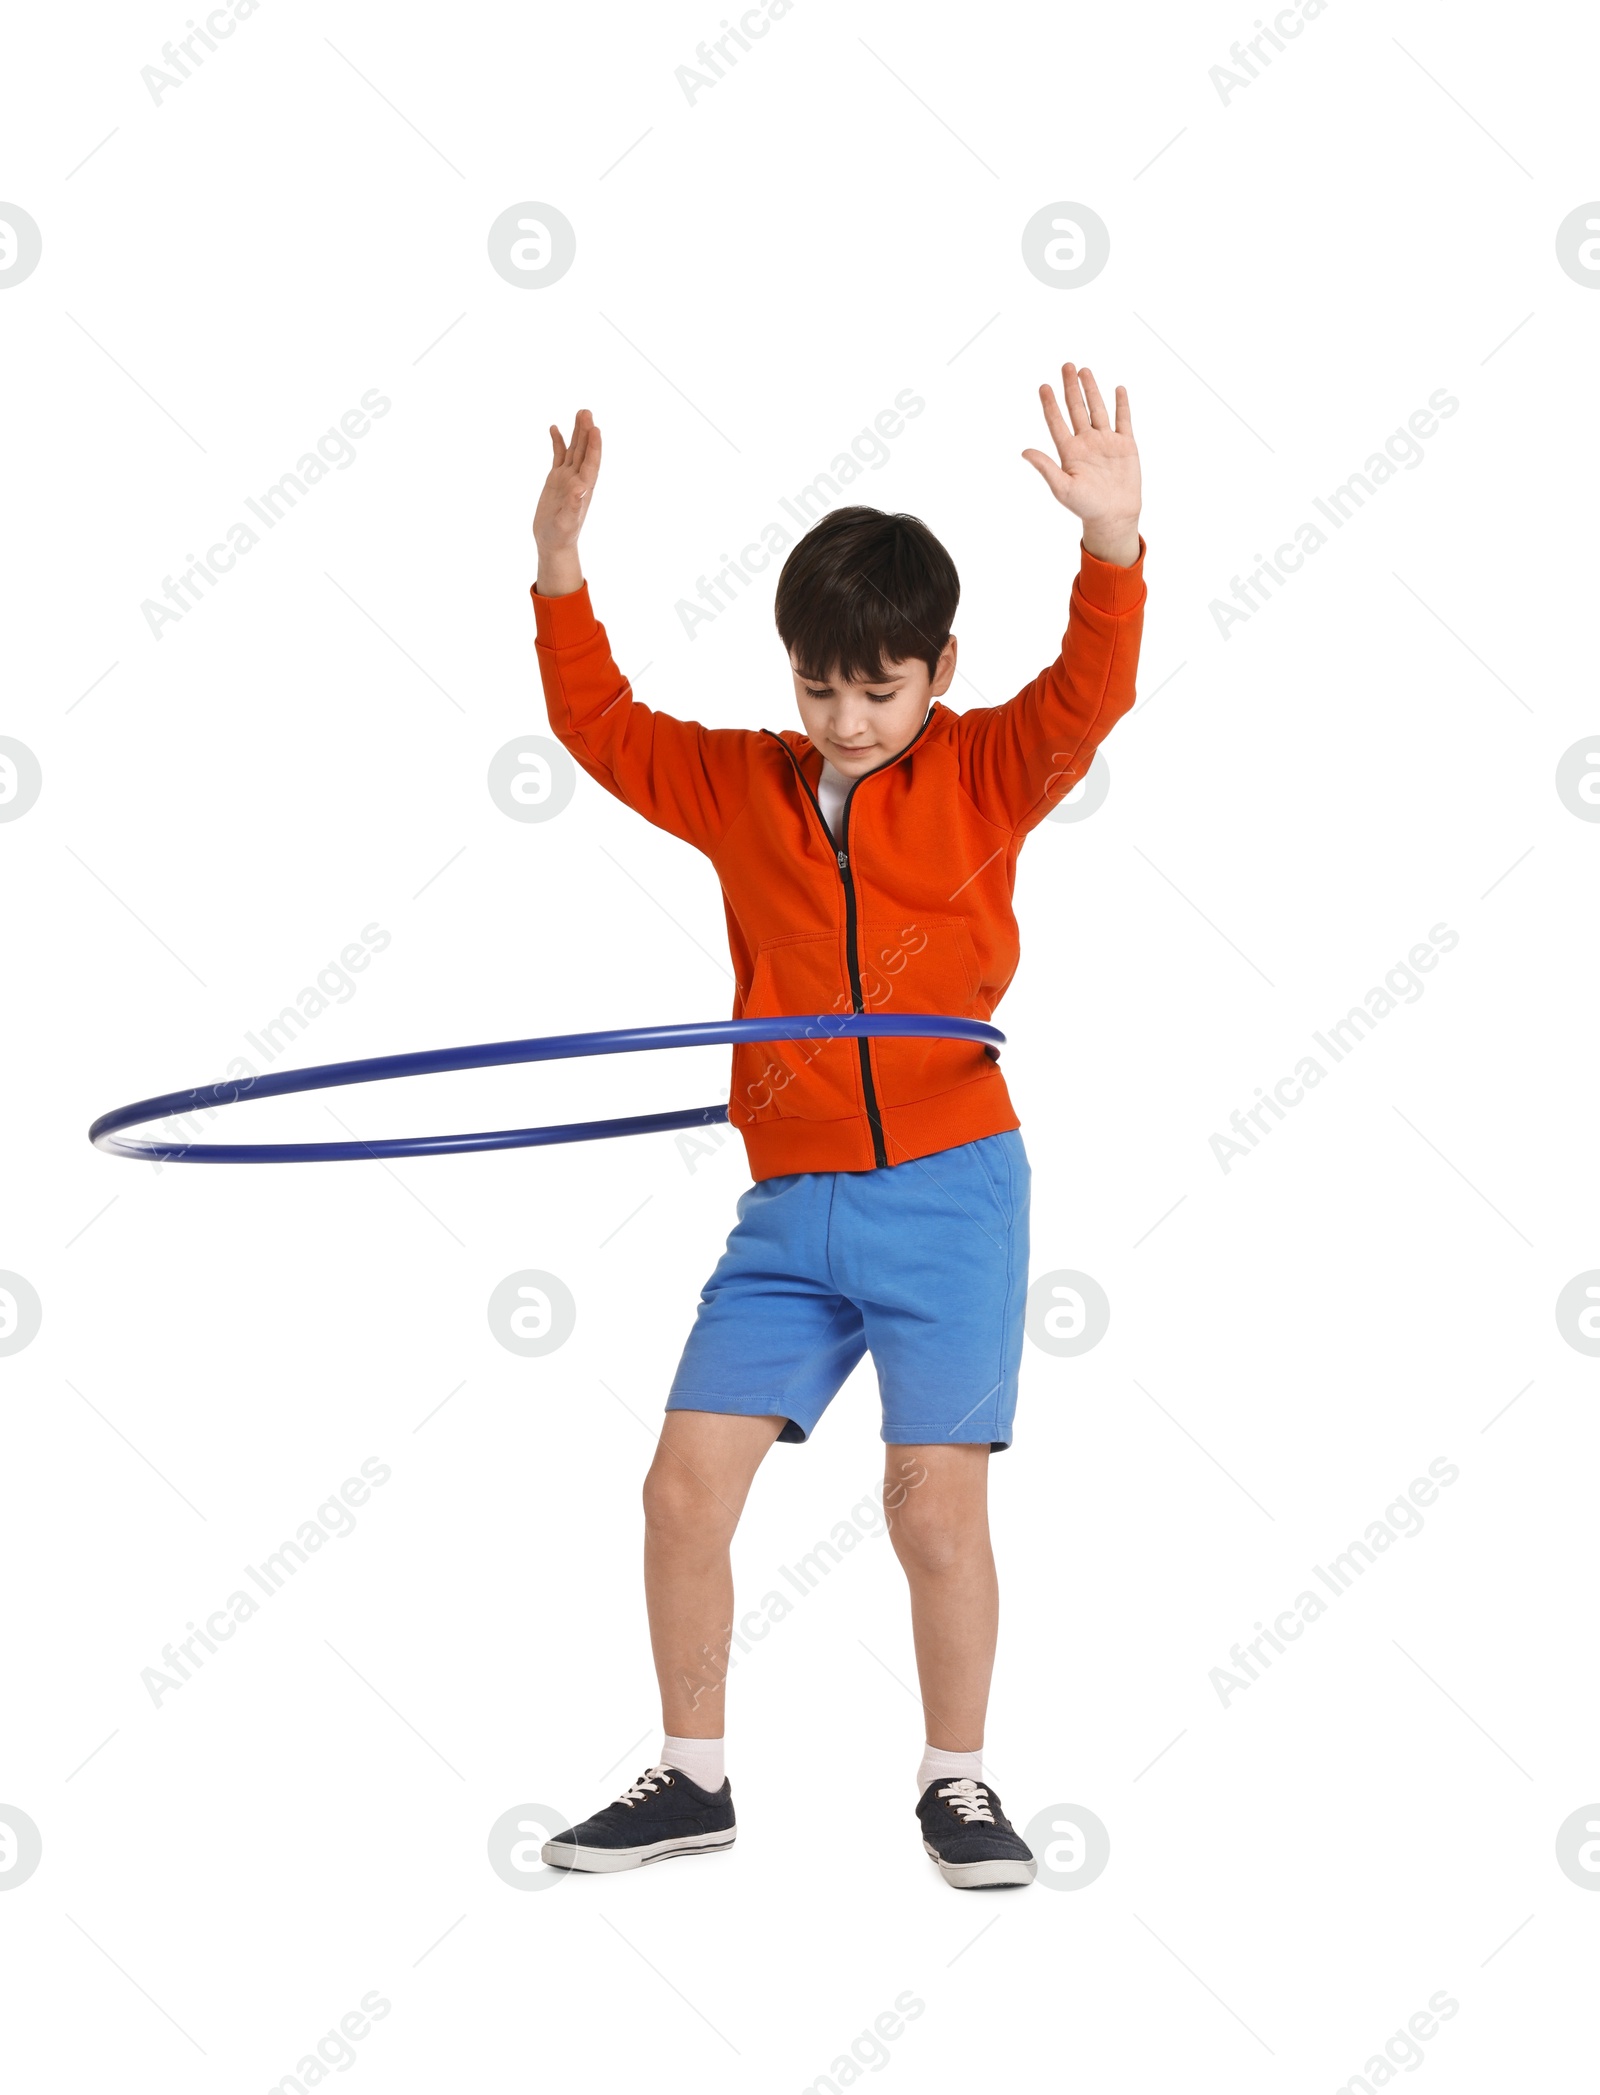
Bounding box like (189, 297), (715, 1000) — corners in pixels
(532, 410), (752, 851)
(956, 364), (1147, 834)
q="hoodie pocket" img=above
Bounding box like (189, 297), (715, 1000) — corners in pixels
(727, 930), (861, 1128)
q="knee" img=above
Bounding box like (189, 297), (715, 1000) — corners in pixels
(888, 1494), (984, 1577)
(642, 1462), (737, 1553)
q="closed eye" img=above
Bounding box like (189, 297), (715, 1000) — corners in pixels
(805, 687), (899, 703)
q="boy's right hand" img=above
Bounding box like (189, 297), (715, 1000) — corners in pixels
(533, 408), (601, 597)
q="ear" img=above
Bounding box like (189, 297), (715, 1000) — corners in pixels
(929, 634), (958, 698)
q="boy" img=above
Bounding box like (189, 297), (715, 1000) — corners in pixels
(532, 364), (1144, 1888)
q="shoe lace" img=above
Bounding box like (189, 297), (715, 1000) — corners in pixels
(615, 1765), (675, 1809)
(938, 1777), (995, 1824)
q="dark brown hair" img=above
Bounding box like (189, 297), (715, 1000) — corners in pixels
(773, 506), (959, 685)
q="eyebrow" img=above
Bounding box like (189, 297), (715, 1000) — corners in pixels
(802, 671), (906, 690)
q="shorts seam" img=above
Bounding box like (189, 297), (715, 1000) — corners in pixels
(666, 1390), (790, 1411)
(970, 1133), (1002, 1209)
(995, 1134), (1024, 1443)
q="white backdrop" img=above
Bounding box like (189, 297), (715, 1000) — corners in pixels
(3, 0), (1598, 2087)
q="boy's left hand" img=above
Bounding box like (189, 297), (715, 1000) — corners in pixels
(1023, 363), (1141, 567)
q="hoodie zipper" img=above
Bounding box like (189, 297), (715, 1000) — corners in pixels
(764, 711), (938, 1170)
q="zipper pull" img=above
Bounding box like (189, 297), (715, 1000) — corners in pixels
(837, 848), (848, 870)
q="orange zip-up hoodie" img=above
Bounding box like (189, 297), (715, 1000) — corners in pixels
(533, 537), (1146, 1180)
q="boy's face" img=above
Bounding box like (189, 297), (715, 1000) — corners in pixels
(790, 637), (958, 779)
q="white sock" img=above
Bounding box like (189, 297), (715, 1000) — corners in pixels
(661, 1734), (725, 1792)
(917, 1743), (984, 1793)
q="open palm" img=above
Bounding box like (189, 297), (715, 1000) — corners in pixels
(534, 407), (602, 555)
(1022, 363), (1140, 529)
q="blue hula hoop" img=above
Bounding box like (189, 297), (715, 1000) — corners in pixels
(88, 1013), (1005, 1164)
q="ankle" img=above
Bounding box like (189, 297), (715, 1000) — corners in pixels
(917, 1742), (984, 1792)
(661, 1733), (725, 1792)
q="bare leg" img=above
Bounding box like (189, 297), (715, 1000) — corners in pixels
(643, 1410), (787, 1737)
(883, 1444), (997, 1751)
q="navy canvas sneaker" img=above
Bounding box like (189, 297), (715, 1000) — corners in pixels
(916, 1776), (1036, 1888)
(541, 1765), (736, 1874)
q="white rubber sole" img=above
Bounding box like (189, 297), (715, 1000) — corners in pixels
(542, 1827), (737, 1874)
(923, 1841), (1037, 1889)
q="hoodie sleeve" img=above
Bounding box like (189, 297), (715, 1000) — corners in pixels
(533, 581), (755, 853)
(953, 537), (1146, 836)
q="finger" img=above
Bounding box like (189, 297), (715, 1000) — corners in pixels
(1058, 362), (1090, 437)
(1021, 447), (1072, 499)
(583, 423), (602, 490)
(1078, 367), (1112, 432)
(1038, 384), (1075, 463)
(549, 424), (567, 467)
(568, 408), (594, 474)
(1114, 385), (1133, 439)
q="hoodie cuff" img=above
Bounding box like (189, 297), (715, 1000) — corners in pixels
(531, 578), (600, 647)
(1075, 534), (1147, 616)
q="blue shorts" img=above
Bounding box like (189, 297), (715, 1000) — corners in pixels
(667, 1130), (1031, 1450)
